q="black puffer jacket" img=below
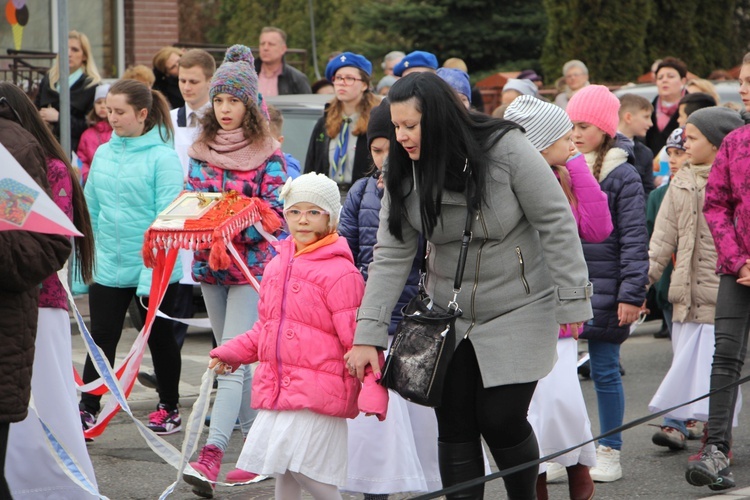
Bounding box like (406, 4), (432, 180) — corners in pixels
(0, 106), (72, 423)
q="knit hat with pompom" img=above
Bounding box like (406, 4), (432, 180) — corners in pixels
(279, 173), (342, 231)
(210, 45), (258, 106)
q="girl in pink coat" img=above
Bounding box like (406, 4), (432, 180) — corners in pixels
(76, 83), (112, 184)
(210, 172), (388, 500)
(505, 95), (612, 500)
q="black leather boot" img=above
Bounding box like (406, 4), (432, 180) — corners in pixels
(438, 440), (486, 499)
(490, 432), (539, 500)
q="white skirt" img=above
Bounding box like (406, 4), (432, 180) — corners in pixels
(7, 308), (99, 499)
(238, 409), (349, 488)
(649, 322), (742, 426)
(528, 338), (597, 468)
(344, 390), (442, 494)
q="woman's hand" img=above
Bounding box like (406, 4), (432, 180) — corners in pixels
(209, 357), (231, 375)
(561, 322), (585, 339)
(344, 345), (380, 382)
(737, 260), (750, 287)
(39, 106), (59, 123)
(618, 303), (641, 327)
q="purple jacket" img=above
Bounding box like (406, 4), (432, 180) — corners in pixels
(39, 158), (73, 310)
(558, 154), (612, 338)
(704, 125), (750, 276)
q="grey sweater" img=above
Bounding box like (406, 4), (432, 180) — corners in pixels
(355, 129), (593, 387)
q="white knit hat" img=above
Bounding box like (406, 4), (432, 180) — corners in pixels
(279, 173), (341, 230)
(94, 83), (111, 102)
(505, 95), (573, 151)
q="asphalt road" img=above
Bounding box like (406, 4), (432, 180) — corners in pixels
(68, 298), (750, 499)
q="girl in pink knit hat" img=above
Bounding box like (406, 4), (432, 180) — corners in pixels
(565, 84), (650, 484)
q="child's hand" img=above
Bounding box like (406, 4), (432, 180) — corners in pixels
(209, 357), (231, 375)
(737, 261), (750, 287)
(618, 303), (641, 327)
(561, 322), (584, 339)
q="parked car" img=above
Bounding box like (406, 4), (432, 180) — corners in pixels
(266, 94), (331, 166)
(613, 81), (742, 106)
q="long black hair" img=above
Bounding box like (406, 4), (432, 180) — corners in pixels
(385, 72), (520, 240)
(0, 82), (95, 282)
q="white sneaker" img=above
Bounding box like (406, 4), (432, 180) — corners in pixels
(589, 445), (622, 482)
(545, 462), (566, 482)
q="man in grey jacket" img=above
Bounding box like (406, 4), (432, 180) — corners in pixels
(255, 27), (312, 96)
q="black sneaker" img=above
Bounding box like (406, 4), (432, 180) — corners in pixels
(137, 371), (159, 391)
(80, 410), (96, 442)
(685, 445), (735, 489)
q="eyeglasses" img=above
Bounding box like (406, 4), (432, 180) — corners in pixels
(284, 208), (330, 222)
(333, 75), (363, 86)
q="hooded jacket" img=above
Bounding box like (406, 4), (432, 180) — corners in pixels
(210, 235), (388, 420)
(579, 135), (649, 343)
(0, 106), (71, 423)
(649, 164), (717, 323)
(84, 126), (183, 296)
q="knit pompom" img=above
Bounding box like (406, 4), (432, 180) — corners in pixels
(224, 44), (254, 66)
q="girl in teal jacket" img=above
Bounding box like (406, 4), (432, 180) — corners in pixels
(81, 79), (184, 437)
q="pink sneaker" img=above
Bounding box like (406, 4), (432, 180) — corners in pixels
(225, 468), (269, 484)
(183, 444), (223, 498)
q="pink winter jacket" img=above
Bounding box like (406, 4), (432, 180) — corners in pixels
(210, 234), (388, 420)
(557, 154), (612, 338)
(39, 158), (73, 310)
(77, 120), (112, 184)
(704, 125), (750, 276)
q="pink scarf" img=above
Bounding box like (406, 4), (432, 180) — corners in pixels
(656, 98), (680, 132)
(189, 127), (279, 171)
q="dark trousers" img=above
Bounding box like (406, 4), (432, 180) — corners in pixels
(435, 340), (538, 448)
(172, 284), (195, 350)
(707, 275), (750, 453)
(0, 422), (11, 499)
(80, 282), (181, 414)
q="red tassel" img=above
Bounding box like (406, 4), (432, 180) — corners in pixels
(208, 238), (231, 271)
(142, 232), (156, 268)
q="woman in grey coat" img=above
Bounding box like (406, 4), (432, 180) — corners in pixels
(345, 73), (593, 499)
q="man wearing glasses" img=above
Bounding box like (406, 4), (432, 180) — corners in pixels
(554, 60), (590, 110)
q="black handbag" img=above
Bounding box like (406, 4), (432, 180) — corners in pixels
(380, 201), (474, 407)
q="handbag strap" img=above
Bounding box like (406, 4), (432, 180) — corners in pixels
(419, 162), (475, 312)
(448, 201), (474, 311)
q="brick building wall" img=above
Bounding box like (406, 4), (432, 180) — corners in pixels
(124, 0), (179, 69)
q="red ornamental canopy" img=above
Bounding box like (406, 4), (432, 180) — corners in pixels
(143, 190), (282, 272)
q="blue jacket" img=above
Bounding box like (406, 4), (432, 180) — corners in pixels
(580, 136), (649, 343)
(339, 175), (424, 334)
(85, 126), (184, 295)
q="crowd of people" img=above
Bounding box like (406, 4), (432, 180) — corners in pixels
(2, 24), (750, 500)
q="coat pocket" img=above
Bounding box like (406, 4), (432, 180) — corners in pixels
(515, 246), (531, 295)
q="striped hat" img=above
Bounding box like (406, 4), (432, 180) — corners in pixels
(504, 95), (573, 151)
